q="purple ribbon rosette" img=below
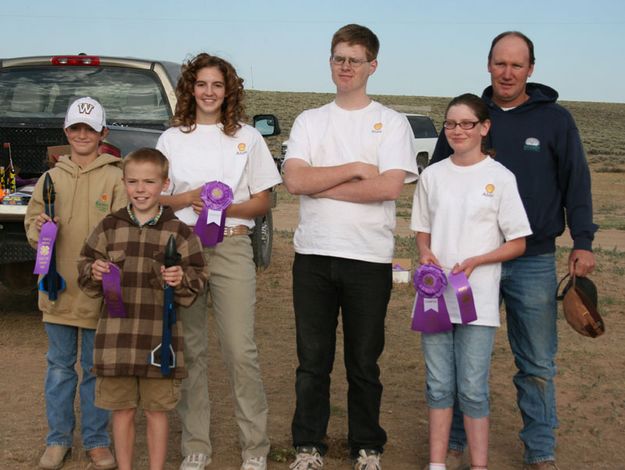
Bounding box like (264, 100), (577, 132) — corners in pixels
(194, 181), (234, 247)
(411, 264), (453, 334)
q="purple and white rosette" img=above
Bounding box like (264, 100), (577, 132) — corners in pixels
(194, 181), (233, 247)
(411, 264), (453, 333)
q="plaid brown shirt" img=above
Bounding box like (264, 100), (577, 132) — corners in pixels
(78, 206), (208, 379)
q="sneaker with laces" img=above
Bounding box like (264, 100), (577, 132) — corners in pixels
(289, 446), (324, 470)
(180, 453), (211, 470)
(242, 455), (267, 470)
(353, 449), (381, 470)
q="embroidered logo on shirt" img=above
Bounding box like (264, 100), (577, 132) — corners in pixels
(523, 137), (541, 152)
(95, 193), (110, 212)
(483, 184), (495, 197)
(372, 122), (383, 133)
(237, 143), (247, 154)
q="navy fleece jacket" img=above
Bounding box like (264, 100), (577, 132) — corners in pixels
(431, 83), (598, 257)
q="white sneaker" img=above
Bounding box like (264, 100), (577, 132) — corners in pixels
(180, 453), (211, 470)
(353, 449), (381, 470)
(241, 455), (267, 470)
(290, 446), (324, 469)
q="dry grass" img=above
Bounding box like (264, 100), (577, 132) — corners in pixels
(247, 90), (625, 162)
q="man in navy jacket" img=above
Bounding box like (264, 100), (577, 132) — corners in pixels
(430, 31), (597, 470)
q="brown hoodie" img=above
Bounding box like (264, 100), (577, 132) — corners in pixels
(25, 153), (127, 328)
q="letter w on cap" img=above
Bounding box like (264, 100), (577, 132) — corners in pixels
(78, 103), (95, 114)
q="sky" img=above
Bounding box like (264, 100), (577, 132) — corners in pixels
(1, 0), (624, 103)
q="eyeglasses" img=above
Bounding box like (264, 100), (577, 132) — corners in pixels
(443, 120), (481, 130)
(330, 55), (370, 68)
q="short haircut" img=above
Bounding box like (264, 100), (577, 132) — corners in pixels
(331, 24), (380, 62)
(122, 147), (169, 180)
(488, 31), (535, 65)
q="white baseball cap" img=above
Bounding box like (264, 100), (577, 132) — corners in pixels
(64, 96), (107, 132)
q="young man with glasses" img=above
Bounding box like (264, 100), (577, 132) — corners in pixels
(431, 31), (597, 470)
(283, 23), (418, 470)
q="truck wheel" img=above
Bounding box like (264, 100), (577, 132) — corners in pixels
(251, 210), (273, 270)
(417, 152), (430, 174)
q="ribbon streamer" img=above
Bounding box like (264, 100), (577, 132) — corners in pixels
(101, 264), (127, 318)
(447, 271), (478, 324)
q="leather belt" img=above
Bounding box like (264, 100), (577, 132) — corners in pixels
(223, 225), (251, 237)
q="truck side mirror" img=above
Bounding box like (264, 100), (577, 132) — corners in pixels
(253, 114), (281, 137)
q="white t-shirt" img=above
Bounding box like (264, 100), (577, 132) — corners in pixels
(285, 100), (418, 263)
(156, 123), (282, 227)
(410, 157), (532, 326)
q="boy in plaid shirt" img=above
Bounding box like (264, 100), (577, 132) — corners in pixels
(78, 147), (208, 470)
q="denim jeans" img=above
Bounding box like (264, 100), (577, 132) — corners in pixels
(422, 325), (496, 418)
(44, 323), (111, 449)
(291, 254), (391, 458)
(449, 254), (558, 464)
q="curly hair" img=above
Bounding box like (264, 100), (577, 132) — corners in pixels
(172, 53), (246, 137)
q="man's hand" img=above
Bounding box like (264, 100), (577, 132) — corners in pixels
(568, 249), (596, 277)
(91, 259), (110, 282)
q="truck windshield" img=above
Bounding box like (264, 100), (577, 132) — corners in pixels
(0, 66), (171, 127)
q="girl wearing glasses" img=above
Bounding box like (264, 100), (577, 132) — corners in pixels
(157, 53), (281, 470)
(410, 93), (531, 470)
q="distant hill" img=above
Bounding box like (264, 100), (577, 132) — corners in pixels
(246, 90), (625, 160)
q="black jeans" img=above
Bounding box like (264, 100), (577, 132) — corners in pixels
(291, 253), (391, 457)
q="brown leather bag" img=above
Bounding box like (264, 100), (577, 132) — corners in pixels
(556, 273), (605, 338)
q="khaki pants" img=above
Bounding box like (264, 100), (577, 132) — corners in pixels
(177, 236), (269, 460)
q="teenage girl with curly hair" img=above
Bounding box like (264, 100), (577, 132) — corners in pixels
(157, 52), (282, 470)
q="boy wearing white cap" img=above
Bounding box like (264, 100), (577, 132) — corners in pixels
(25, 97), (127, 470)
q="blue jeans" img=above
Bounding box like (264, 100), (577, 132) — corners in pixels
(422, 325), (496, 418)
(44, 323), (111, 449)
(291, 254), (391, 458)
(449, 254), (558, 464)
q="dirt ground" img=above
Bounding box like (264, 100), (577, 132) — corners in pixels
(1, 177), (624, 469)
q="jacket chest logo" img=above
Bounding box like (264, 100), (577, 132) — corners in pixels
(523, 137), (541, 152)
(95, 193), (110, 212)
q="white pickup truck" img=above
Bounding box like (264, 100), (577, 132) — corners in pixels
(278, 112), (437, 174)
(0, 54), (280, 293)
